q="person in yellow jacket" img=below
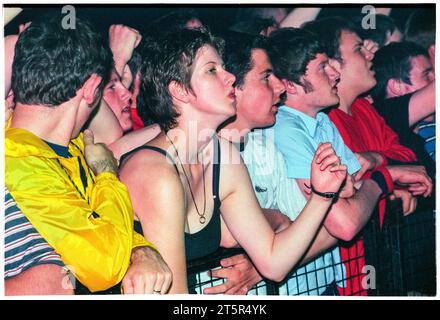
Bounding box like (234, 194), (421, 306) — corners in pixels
(5, 15), (171, 294)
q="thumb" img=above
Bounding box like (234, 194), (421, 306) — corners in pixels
(83, 129), (94, 146)
(354, 167), (366, 182)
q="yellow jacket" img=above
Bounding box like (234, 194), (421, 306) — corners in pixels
(5, 126), (155, 292)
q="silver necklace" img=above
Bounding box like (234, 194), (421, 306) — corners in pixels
(166, 134), (207, 224)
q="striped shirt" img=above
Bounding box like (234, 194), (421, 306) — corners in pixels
(4, 187), (65, 279)
(417, 120), (436, 161)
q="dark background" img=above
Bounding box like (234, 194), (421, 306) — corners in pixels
(4, 3), (435, 37)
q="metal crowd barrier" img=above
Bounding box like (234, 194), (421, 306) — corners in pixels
(187, 199), (436, 296)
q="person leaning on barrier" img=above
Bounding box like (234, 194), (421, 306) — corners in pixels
(119, 27), (348, 294)
(303, 17), (433, 295)
(5, 15), (172, 294)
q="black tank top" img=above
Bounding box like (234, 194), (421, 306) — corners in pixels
(119, 139), (222, 262)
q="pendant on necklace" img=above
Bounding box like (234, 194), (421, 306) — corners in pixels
(199, 216), (206, 224)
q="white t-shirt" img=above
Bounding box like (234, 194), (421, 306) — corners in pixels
(241, 129), (345, 295)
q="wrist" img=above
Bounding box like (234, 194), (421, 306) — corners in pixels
(91, 159), (118, 176)
(310, 184), (339, 201)
(370, 167), (393, 198)
(131, 246), (155, 263)
(309, 189), (336, 203)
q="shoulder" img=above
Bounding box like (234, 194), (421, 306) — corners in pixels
(120, 146), (181, 192)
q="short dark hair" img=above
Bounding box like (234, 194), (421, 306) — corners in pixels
(222, 31), (268, 89)
(266, 28), (323, 86)
(229, 17), (276, 36)
(371, 41), (429, 101)
(137, 28), (224, 131)
(302, 17), (358, 63)
(12, 15), (111, 107)
(127, 49), (142, 90)
(354, 14), (399, 48)
(146, 9), (202, 35)
(405, 9), (435, 50)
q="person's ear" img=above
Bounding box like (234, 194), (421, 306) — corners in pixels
(428, 44), (435, 66)
(281, 79), (304, 95)
(168, 80), (190, 104)
(328, 58), (342, 73)
(282, 79), (301, 95)
(82, 74), (103, 105)
(387, 78), (409, 97)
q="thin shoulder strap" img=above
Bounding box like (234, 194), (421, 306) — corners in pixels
(212, 137), (221, 207)
(119, 145), (179, 174)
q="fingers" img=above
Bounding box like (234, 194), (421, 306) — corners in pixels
(121, 278), (134, 295)
(329, 164), (347, 173)
(203, 281), (229, 294)
(82, 129), (94, 146)
(151, 273), (166, 295)
(354, 165), (368, 182)
(209, 267), (234, 280)
(132, 275), (145, 294)
(220, 254), (245, 268)
(134, 32), (142, 48)
(318, 154), (339, 171)
(401, 193), (410, 214)
(18, 21), (31, 34)
(313, 142), (334, 164)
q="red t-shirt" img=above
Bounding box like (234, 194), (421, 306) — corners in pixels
(328, 98), (416, 296)
(131, 106), (144, 131)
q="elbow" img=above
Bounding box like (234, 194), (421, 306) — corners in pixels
(257, 262), (287, 283)
(336, 225), (358, 242)
(324, 213), (359, 242)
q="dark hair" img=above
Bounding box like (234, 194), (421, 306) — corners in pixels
(371, 41), (429, 101)
(137, 28), (224, 131)
(234, 8), (287, 24)
(222, 31), (268, 89)
(127, 49), (142, 90)
(266, 28), (323, 86)
(405, 9), (435, 50)
(354, 14), (399, 48)
(229, 17), (276, 36)
(146, 9), (202, 35)
(302, 17), (358, 63)
(12, 15), (111, 107)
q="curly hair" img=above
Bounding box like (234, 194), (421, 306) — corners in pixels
(12, 15), (112, 107)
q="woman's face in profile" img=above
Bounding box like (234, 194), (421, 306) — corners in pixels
(187, 45), (237, 119)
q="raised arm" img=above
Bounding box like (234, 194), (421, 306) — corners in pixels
(279, 7), (322, 28)
(108, 24), (142, 77)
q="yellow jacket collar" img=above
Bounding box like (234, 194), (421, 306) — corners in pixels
(5, 118), (60, 159)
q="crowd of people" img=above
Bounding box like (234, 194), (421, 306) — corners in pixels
(4, 6), (435, 296)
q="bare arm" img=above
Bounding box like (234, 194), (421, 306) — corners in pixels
(108, 24), (141, 77)
(87, 99), (123, 146)
(220, 141), (346, 281)
(279, 7), (322, 28)
(296, 177), (381, 241)
(5, 264), (73, 296)
(109, 124), (161, 161)
(299, 226), (338, 265)
(120, 151), (188, 294)
(408, 80), (435, 127)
